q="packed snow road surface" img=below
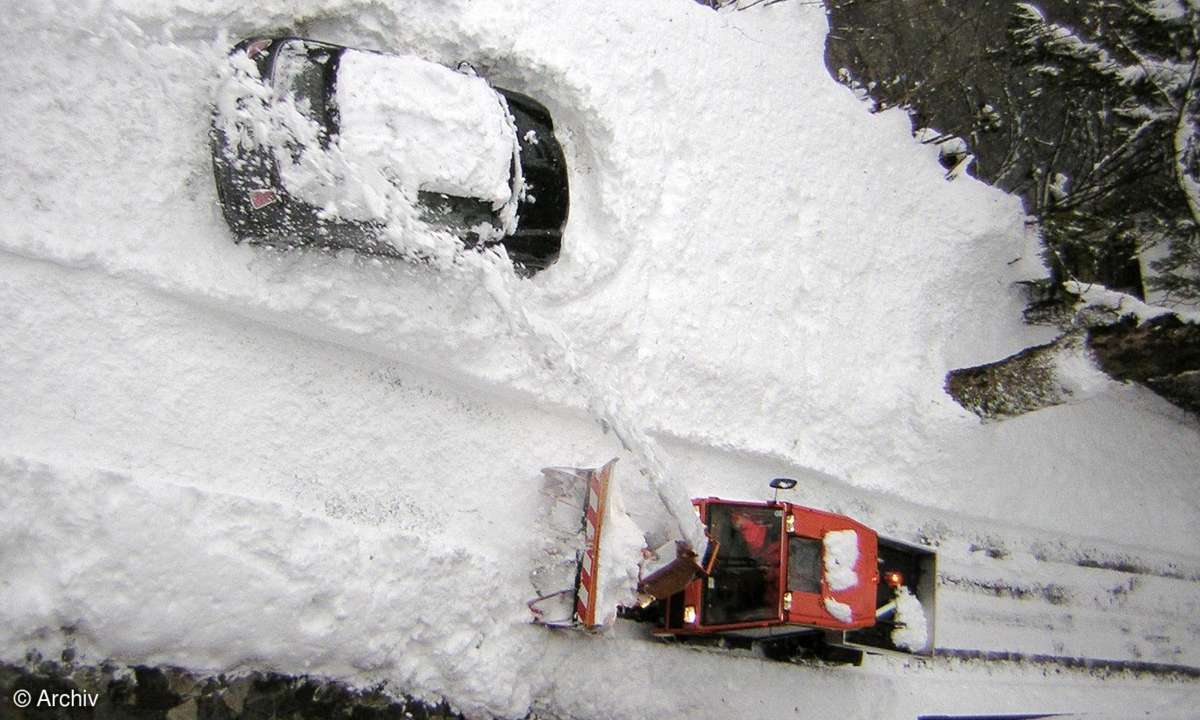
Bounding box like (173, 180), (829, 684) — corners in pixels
(2, 0), (1199, 718)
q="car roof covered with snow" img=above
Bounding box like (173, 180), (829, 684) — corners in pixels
(333, 49), (517, 204)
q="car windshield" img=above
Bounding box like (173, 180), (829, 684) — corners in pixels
(702, 505), (782, 625)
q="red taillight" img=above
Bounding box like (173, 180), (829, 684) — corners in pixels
(249, 189), (278, 210)
(245, 39), (272, 58)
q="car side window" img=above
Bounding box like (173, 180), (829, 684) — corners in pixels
(274, 41), (335, 145)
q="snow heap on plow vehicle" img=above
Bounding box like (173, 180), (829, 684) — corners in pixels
(529, 461), (936, 665)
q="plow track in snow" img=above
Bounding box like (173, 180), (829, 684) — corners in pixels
(934, 648), (1200, 679)
(933, 549), (1200, 673)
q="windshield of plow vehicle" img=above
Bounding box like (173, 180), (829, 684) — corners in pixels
(703, 505), (782, 625)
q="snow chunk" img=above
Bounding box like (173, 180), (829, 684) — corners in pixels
(1146, 0), (1190, 21)
(591, 470), (644, 626)
(1048, 172), (1069, 203)
(823, 596), (853, 624)
(891, 586), (929, 651)
(823, 529), (859, 591)
(1013, 2), (1045, 24)
(1053, 340), (1110, 400)
(1066, 281), (1200, 324)
(335, 50), (517, 204)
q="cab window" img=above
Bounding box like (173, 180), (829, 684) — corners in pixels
(787, 536), (822, 594)
(702, 505), (782, 624)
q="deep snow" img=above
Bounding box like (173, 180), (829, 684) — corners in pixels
(1, 0), (1199, 718)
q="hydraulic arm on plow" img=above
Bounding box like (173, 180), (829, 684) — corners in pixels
(528, 461), (937, 664)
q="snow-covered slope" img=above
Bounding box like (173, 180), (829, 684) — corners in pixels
(1, 0), (1198, 718)
(0, 0), (1056, 495)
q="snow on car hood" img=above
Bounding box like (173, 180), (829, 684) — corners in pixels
(334, 50), (517, 205)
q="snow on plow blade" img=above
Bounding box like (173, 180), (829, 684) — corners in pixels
(528, 459), (618, 629)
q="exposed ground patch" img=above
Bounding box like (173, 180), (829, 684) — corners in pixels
(823, 0), (1200, 418)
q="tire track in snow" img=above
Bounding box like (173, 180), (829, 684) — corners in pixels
(933, 549), (1200, 668)
(933, 649), (1200, 679)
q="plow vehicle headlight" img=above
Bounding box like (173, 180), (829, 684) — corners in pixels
(783, 592), (792, 611)
(683, 605), (697, 624)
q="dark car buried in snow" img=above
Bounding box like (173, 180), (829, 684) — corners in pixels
(210, 37), (568, 273)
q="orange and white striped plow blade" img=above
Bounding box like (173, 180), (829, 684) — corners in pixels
(527, 459), (618, 630)
(574, 459), (615, 628)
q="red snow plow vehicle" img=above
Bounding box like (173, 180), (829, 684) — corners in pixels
(529, 463), (937, 665)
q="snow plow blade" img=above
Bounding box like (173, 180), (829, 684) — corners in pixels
(528, 459), (618, 629)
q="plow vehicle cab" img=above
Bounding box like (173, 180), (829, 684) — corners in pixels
(649, 493), (936, 663)
(528, 463), (937, 665)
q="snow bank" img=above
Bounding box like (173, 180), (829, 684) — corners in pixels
(0, 0), (1059, 512)
(335, 50), (517, 204)
(823, 529), (859, 591)
(0, 456), (531, 717)
(891, 586), (929, 652)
